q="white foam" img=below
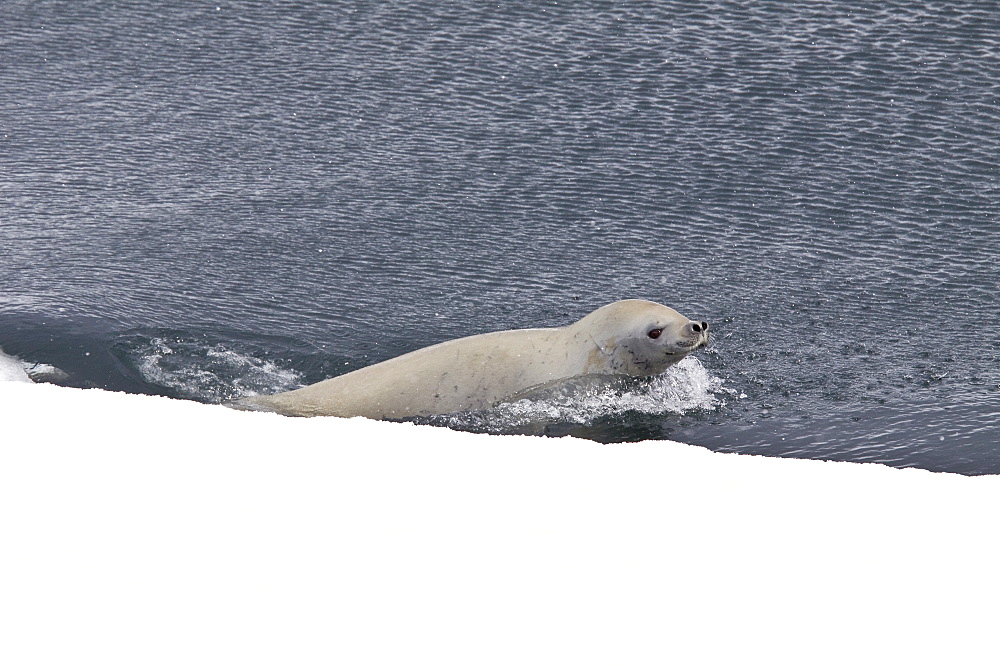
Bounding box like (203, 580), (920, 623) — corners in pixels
(135, 337), (303, 402)
(459, 356), (728, 429)
(571, 355), (722, 416)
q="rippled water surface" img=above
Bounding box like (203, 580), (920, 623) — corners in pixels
(1, 1), (997, 473)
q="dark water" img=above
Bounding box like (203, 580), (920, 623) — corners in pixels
(1, 1), (997, 473)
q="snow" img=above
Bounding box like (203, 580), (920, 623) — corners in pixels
(1, 380), (998, 667)
(0, 349), (31, 382)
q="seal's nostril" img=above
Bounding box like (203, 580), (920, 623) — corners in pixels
(702, 321), (709, 331)
(691, 323), (702, 333)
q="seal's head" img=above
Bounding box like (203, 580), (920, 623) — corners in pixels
(574, 299), (710, 376)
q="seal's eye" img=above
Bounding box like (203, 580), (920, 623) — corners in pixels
(647, 328), (662, 339)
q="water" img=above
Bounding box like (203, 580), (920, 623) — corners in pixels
(1, 1), (997, 474)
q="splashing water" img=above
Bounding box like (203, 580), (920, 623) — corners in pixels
(118, 334), (304, 403)
(419, 356), (729, 435)
(505, 356), (725, 421)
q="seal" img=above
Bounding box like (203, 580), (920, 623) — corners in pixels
(237, 299), (710, 419)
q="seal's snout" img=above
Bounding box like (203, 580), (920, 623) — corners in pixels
(687, 321), (709, 335)
(686, 320), (710, 349)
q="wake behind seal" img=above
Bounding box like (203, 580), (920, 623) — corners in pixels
(235, 299), (710, 420)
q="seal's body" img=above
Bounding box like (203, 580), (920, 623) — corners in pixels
(239, 299), (709, 419)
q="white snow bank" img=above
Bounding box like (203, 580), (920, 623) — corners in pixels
(1, 381), (997, 668)
(0, 349), (30, 382)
